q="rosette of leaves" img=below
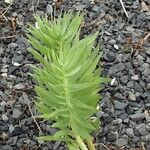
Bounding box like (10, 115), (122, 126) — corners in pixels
(27, 12), (109, 150)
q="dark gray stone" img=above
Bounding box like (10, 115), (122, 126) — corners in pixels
(136, 123), (147, 135)
(101, 113), (113, 123)
(127, 81), (134, 88)
(2, 145), (13, 150)
(6, 136), (18, 145)
(145, 103), (150, 109)
(113, 118), (122, 125)
(141, 134), (150, 142)
(138, 125), (147, 136)
(116, 138), (128, 147)
(19, 92), (30, 105)
(53, 141), (61, 149)
(9, 124), (15, 133)
(129, 113), (145, 121)
(109, 63), (125, 74)
(134, 82), (143, 93)
(8, 43), (18, 50)
(145, 49), (150, 56)
(128, 91), (136, 101)
(126, 128), (134, 137)
(103, 51), (116, 62)
(114, 93), (124, 99)
(12, 109), (22, 119)
(96, 111), (104, 118)
(120, 75), (128, 84)
(92, 5), (100, 12)
(107, 132), (118, 142)
(131, 136), (139, 143)
(12, 55), (24, 63)
(74, 4), (86, 11)
(113, 101), (128, 109)
(143, 68), (150, 77)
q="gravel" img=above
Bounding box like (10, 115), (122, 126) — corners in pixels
(12, 109), (22, 119)
(116, 138), (128, 148)
(0, 0), (150, 149)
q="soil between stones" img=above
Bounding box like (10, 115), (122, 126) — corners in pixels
(0, 0), (150, 149)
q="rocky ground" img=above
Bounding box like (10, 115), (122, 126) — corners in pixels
(0, 0), (150, 149)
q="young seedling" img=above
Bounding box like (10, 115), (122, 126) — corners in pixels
(27, 12), (109, 150)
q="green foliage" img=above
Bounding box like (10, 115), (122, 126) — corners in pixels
(27, 12), (110, 150)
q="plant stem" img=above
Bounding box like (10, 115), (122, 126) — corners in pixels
(86, 138), (96, 150)
(75, 134), (88, 150)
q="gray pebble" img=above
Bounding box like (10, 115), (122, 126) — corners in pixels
(138, 125), (147, 136)
(127, 81), (134, 88)
(9, 124), (15, 133)
(103, 51), (116, 62)
(12, 109), (22, 119)
(145, 103), (150, 109)
(143, 68), (150, 77)
(116, 138), (128, 147)
(131, 136), (139, 143)
(107, 132), (118, 142)
(129, 113), (145, 121)
(111, 78), (118, 86)
(92, 5), (100, 12)
(145, 49), (150, 56)
(74, 5), (86, 11)
(13, 83), (25, 90)
(2, 114), (8, 121)
(128, 91), (136, 101)
(53, 141), (61, 149)
(1, 68), (8, 73)
(126, 128), (134, 137)
(2, 145), (13, 150)
(46, 4), (53, 15)
(120, 75), (128, 84)
(114, 101), (128, 109)
(131, 74), (139, 81)
(8, 43), (18, 50)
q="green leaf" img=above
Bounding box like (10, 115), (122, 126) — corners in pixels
(90, 117), (100, 132)
(70, 82), (97, 93)
(72, 121), (91, 139)
(27, 48), (46, 64)
(72, 98), (96, 111)
(67, 141), (80, 150)
(38, 130), (69, 141)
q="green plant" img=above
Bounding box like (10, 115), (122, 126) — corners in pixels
(27, 12), (109, 150)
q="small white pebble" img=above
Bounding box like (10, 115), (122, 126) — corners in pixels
(5, 0), (13, 4)
(131, 74), (139, 80)
(13, 83), (25, 90)
(111, 78), (118, 86)
(1, 73), (7, 77)
(114, 44), (119, 50)
(12, 61), (21, 67)
(91, 117), (97, 122)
